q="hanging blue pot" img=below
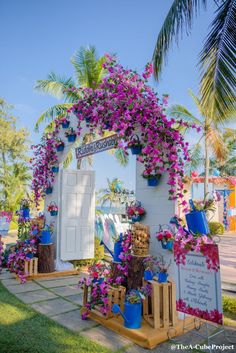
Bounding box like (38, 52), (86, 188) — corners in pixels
(40, 230), (51, 244)
(85, 117), (91, 124)
(105, 122), (110, 129)
(67, 134), (76, 142)
(25, 239), (30, 245)
(56, 144), (64, 152)
(114, 241), (123, 262)
(161, 240), (173, 250)
(130, 145), (142, 155)
(158, 272), (168, 283)
(50, 210), (58, 216)
(45, 187), (53, 194)
(186, 210), (210, 235)
(32, 229), (38, 235)
(26, 253), (34, 259)
(22, 208), (30, 218)
(144, 269), (153, 280)
(62, 121), (70, 128)
(131, 215), (141, 222)
(147, 175), (161, 187)
(52, 166), (59, 173)
(92, 277), (104, 284)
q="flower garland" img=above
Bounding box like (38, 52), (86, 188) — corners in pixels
(31, 56), (199, 209)
(0, 235), (4, 273)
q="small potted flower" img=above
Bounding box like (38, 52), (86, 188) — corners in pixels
(65, 127), (77, 142)
(127, 135), (143, 155)
(55, 138), (65, 152)
(142, 171), (162, 187)
(155, 226), (174, 250)
(20, 199), (30, 219)
(60, 116), (70, 129)
(47, 202), (58, 216)
(126, 201), (145, 222)
(156, 256), (171, 283)
(40, 222), (54, 244)
(45, 182), (53, 195)
(143, 256), (157, 280)
(51, 164), (59, 173)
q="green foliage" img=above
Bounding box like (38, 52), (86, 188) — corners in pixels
(72, 237), (105, 268)
(223, 295), (236, 314)
(17, 220), (31, 241)
(209, 221), (224, 235)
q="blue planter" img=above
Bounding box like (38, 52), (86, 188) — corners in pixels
(92, 278), (104, 284)
(45, 187), (53, 194)
(114, 241), (123, 263)
(144, 270), (153, 280)
(161, 240), (173, 251)
(50, 210), (58, 216)
(32, 229), (38, 235)
(22, 208), (30, 218)
(130, 145), (142, 155)
(85, 117), (91, 124)
(147, 176), (160, 187)
(25, 239), (30, 244)
(26, 253), (34, 259)
(186, 210), (210, 235)
(131, 215), (141, 222)
(124, 302), (142, 329)
(62, 121), (70, 128)
(158, 272), (168, 283)
(67, 134), (76, 142)
(52, 166), (59, 173)
(40, 230), (51, 244)
(56, 144), (64, 152)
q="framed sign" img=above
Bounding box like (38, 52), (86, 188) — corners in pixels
(175, 244), (223, 325)
(76, 134), (118, 159)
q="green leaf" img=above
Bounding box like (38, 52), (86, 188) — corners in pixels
(34, 103), (73, 131)
(35, 72), (76, 99)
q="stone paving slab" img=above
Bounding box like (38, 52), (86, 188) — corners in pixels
(15, 289), (58, 304)
(0, 270), (16, 279)
(6, 282), (42, 294)
(52, 309), (99, 331)
(50, 285), (82, 297)
(34, 275), (80, 282)
(1, 278), (20, 286)
(80, 325), (132, 350)
(35, 277), (79, 288)
(66, 293), (84, 306)
(31, 298), (78, 317)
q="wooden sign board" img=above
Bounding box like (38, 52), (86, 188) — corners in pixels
(75, 134), (118, 159)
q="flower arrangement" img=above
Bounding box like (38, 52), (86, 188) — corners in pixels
(55, 137), (65, 149)
(156, 256), (171, 274)
(156, 226), (175, 250)
(126, 290), (143, 304)
(0, 236), (4, 273)
(45, 181), (53, 194)
(142, 256), (157, 271)
(21, 199), (30, 209)
(64, 127), (76, 137)
(127, 135), (142, 155)
(47, 202), (58, 216)
(60, 116), (70, 125)
(126, 201), (145, 222)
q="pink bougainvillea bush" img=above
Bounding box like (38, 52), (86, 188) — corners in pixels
(31, 55), (199, 208)
(0, 235), (4, 273)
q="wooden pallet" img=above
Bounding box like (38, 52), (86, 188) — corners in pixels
(24, 257), (38, 277)
(143, 278), (177, 329)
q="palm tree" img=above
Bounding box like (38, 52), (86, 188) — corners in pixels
(35, 46), (128, 168)
(168, 90), (234, 196)
(98, 178), (133, 208)
(153, 0), (236, 121)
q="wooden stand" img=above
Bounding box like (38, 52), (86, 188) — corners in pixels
(38, 243), (55, 273)
(143, 278), (177, 329)
(24, 257), (38, 277)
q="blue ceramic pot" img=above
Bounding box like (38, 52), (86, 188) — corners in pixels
(67, 134), (76, 142)
(147, 176), (160, 187)
(185, 210), (210, 235)
(52, 166), (59, 173)
(25, 239), (30, 244)
(22, 208), (30, 218)
(26, 253), (34, 259)
(40, 230), (51, 244)
(85, 117), (91, 124)
(124, 302), (142, 329)
(144, 270), (153, 280)
(131, 215), (141, 222)
(114, 241), (123, 263)
(56, 144), (64, 152)
(161, 240), (173, 251)
(130, 145), (142, 155)
(92, 278), (104, 284)
(32, 229), (38, 235)
(45, 187), (53, 194)
(158, 272), (168, 283)
(62, 121), (70, 128)
(50, 210), (58, 216)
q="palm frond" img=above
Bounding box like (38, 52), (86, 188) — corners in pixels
(168, 104), (203, 125)
(185, 142), (203, 174)
(35, 72), (76, 99)
(153, 0), (207, 80)
(63, 149), (73, 168)
(207, 126), (228, 161)
(199, 0), (236, 122)
(34, 103), (73, 131)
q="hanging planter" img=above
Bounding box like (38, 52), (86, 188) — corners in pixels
(47, 202), (58, 216)
(131, 215), (141, 223)
(85, 117), (91, 124)
(22, 207), (30, 218)
(45, 186), (53, 194)
(60, 117), (70, 129)
(52, 166), (59, 173)
(65, 128), (77, 142)
(142, 173), (162, 187)
(127, 135), (142, 155)
(126, 201), (145, 223)
(55, 138), (65, 152)
(185, 199), (210, 235)
(156, 226), (174, 251)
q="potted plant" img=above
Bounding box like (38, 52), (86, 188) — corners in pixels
(185, 198), (211, 235)
(127, 135), (142, 155)
(143, 256), (156, 280)
(45, 182), (53, 195)
(126, 201), (145, 222)
(155, 226), (174, 250)
(142, 171), (162, 187)
(65, 127), (77, 142)
(47, 202), (58, 216)
(55, 138), (65, 152)
(156, 256), (171, 283)
(40, 222), (54, 244)
(20, 199), (30, 218)
(51, 164), (59, 173)
(60, 116), (70, 129)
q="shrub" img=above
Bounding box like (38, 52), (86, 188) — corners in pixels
(209, 221), (224, 235)
(223, 295), (236, 314)
(72, 237), (105, 268)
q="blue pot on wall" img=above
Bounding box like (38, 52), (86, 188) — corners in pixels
(67, 134), (76, 142)
(186, 210), (210, 235)
(56, 145), (64, 152)
(45, 187), (53, 194)
(50, 210), (58, 216)
(161, 240), (173, 251)
(130, 145), (142, 155)
(158, 272), (168, 283)
(62, 121), (70, 128)
(52, 166), (59, 173)
(144, 269), (153, 280)
(147, 175), (161, 187)
(22, 208), (30, 218)
(114, 241), (123, 263)
(131, 215), (141, 222)
(40, 230), (51, 244)
(26, 253), (34, 259)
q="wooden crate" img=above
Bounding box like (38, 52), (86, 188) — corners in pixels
(131, 223), (150, 256)
(24, 257), (38, 277)
(143, 278), (177, 329)
(83, 284), (126, 319)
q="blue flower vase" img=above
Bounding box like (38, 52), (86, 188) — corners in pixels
(40, 230), (51, 244)
(50, 210), (58, 216)
(56, 144), (64, 152)
(62, 121), (70, 128)
(130, 145), (142, 155)
(161, 240), (173, 251)
(185, 210), (210, 235)
(67, 134), (76, 142)
(131, 215), (141, 222)
(147, 176), (160, 187)
(52, 166), (59, 173)
(158, 272), (168, 283)
(144, 269), (153, 280)
(45, 187), (53, 194)
(22, 208), (30, 218)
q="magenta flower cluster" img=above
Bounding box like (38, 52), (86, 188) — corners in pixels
(0, 236), (4, 273)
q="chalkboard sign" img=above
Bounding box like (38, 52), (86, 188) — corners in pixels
(175, 244), (223, 325)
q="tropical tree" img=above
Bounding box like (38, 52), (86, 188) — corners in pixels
(35, 46), (128, 167)
(98, 178), (134, 208)
(168, 90), (234, 196)
(153, 0), (236, 121)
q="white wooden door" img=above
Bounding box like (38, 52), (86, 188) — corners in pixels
(60, 170), (95, 261)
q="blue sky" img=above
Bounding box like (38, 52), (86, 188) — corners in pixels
(1, 0), (217, 190)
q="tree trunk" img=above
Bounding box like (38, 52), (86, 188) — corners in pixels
(127, 255), (146, 290)
(204, 130), (209, 198)
(38, 244), (55, 273)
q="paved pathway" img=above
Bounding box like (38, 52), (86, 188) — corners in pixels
(1, 269), (236, 353)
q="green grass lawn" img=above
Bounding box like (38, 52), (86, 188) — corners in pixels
(0, 282), (112, 353)
(223, 295), (236, 327)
